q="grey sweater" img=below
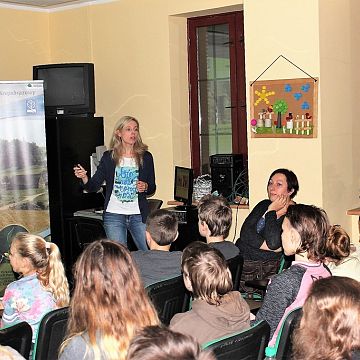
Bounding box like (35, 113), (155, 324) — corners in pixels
(59, 334), (108, 360)
(254, 262), (331, 344)
(131, 250), (182, 287)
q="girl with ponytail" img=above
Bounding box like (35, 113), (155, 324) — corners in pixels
(1, 233), (69, 341)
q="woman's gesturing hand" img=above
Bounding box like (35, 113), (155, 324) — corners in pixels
(73, 164), (89, 184)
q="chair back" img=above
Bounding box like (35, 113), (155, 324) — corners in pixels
(203, 320), (270, 360)
(146, 275), (190, 326)
(34, 307), (69, 360)
(0, 321), (32, 359)
(227, 254), (244, 291)
(269, 307), (302, 360)
(73, 217), (106, 249)
(147, 198), (163, 214)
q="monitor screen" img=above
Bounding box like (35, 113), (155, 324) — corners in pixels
(174, 166), (194, 206)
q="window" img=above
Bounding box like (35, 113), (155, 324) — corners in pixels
(188, 12), (247, 175)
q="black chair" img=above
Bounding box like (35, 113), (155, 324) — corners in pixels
(227, 254), (244, 291)
(0, 321), (32, 359)
(265, 307), (302, 360)
(203, 320), (271, 360)
(147, 198), (163, 214)
(73, 217), (106, 249)
(146, 275), (190, 326)
(33, 307), (69, 360)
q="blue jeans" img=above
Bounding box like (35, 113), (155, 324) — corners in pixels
(103, 212), (147, 250)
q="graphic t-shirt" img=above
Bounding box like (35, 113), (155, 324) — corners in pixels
(106, 157), (140, 215)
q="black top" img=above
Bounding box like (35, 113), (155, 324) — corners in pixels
(131, 250), (182, 287)
(210, 241), (240, 261)
(235, 199), (283, 261)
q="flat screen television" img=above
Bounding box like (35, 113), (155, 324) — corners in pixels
(33, 63), (95, 117)
(174, 166), (194, 208)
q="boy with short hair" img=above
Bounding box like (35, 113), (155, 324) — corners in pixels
(132, 209), (181, 287)
(170, 242), (250, 344)
(197, 194), (239, 260)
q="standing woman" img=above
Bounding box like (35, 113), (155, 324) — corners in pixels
(74, 116), (156, 250)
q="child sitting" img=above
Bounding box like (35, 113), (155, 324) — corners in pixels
(254, 204), (332, 345)
(127, 325), (216, 360)
(1, 233), (69, 342)
(170, 242), (250, 344)
(132, 209), (182, 287)
(59, 240), (159, 360)
(197, 194), (239, 260)
(292, 276), (360, 360)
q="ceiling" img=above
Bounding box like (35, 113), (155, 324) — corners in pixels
(0, 0), (99, 8)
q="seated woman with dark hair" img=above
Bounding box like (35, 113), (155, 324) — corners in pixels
(325, 225), (360, 282)
(236, 168), (299, 261)
(292, 276), (360, 360)
(126, 326), (216, 360)
(235, 168), (299, 294)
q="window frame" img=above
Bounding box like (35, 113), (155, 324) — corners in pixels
(187, 11), (247, 176)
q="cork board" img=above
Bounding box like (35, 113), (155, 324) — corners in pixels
(250, 78), (318, 138)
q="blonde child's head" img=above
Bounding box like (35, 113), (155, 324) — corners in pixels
(10, 232), (69, 307)
(181, 242), (232, 305)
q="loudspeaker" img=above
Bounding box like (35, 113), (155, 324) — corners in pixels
(210, 154), (246, 198)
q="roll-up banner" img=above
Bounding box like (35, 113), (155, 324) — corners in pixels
(0, 81), (49, 296)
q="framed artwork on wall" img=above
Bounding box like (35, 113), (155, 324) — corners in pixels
(250, 78), (318, 138)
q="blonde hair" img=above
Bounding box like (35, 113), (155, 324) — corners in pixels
(109, 115), (148, 166)
(0, 345), (22, 360)
(60, 240), (159, 360)
(11, 233), (69, 307)
(182, 242), (233, 305)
